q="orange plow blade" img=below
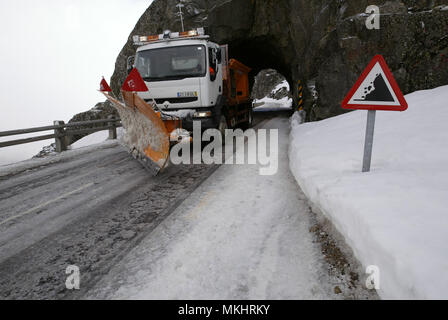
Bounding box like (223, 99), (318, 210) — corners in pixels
(101, 91), (171, 175)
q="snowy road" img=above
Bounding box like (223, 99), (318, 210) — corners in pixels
(86, 116), (338, 299)
(0, 142), (218, 299)
(0, 111), (373, 299)
(0, 112), (282, 299)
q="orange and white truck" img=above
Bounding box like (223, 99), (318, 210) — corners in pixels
(101, 28), (253, 173)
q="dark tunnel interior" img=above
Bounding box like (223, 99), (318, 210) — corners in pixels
(225, 36), (293, 95)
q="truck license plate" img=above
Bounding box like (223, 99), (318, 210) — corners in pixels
(177, 91), (198, 98)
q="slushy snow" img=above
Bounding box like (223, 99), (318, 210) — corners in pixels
(289, 85), (448, 299)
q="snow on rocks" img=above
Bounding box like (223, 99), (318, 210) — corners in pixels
(253, 80), (293, 112)
(289, 85), (448, 299)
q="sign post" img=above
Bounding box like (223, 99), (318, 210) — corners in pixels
(342, 55), (408, 172)
(362, 110), (376, 172)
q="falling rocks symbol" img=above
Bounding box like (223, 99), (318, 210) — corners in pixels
(355, 73), (394, 102)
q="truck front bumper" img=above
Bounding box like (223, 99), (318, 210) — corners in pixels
(181, 114), (217, 132)
(162, 106), (220, 132)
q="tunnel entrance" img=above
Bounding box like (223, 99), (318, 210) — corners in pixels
(224, 36), (295, 105)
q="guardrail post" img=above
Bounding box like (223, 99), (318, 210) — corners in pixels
(54, 120), (67, 152)
(108, 115), (117, 140)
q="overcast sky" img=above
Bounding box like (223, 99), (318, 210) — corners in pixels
(0, 0), (153, 165)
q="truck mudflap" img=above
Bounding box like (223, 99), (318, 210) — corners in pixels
(101, 90), (172, 175)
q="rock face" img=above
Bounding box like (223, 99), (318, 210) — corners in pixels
(251, 69), (290, 100)
(34, 143), (56, 159)
(110, 0), (448, 121)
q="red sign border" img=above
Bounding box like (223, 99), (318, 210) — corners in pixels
(341, 55), (408, 111)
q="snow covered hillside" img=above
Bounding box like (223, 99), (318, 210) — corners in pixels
(289, 85), (448, 299)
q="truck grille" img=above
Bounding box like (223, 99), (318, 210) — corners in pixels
(146, 97), (199, 104)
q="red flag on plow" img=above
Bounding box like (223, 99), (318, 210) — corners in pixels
(98, 67), (171, 175)
(99, 77), (112, 92)
(122, 68), (149, 92)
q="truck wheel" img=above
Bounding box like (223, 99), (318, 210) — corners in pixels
(218, 115), (228, 140)
(242, 108), (253, 129)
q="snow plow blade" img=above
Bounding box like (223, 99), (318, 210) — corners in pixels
(101, 90), (170, 175)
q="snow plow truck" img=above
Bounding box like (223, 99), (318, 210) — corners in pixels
(100, 27), (253, 174)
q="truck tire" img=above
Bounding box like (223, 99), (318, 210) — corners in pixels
(241, 108), (253, 130)
(218, 115), (228, 140)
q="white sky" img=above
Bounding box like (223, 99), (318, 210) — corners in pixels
(0, 0), (153, 165)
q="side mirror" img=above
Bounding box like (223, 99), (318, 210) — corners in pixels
(126, 56), (135, 75)
(216, 49), (222, 64)
(208, 48), (219, 81)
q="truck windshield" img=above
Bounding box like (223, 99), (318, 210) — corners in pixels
(135, 45), (206, 81)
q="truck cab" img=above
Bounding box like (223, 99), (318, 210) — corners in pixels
(130, 29), (253, 134)
(131, 28), (230, 132)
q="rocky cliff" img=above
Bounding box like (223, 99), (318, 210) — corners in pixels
(109, 0), (448, 121)
(251, 69), (290, 100)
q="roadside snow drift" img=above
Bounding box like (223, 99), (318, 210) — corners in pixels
(289, 85), (448, 299)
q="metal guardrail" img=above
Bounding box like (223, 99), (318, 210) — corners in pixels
(0, 116), (122, 152)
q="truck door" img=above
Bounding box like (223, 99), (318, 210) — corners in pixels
(207, 45), (223, 106)
(220, 45), (229, 97)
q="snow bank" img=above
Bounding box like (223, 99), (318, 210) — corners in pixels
(273, 79), (290, 92)
(289, 85), (448, 299)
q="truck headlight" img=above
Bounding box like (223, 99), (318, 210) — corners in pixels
(194, 111), (212, 118)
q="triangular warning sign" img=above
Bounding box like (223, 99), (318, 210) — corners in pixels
(99, 77), (112, 92)
(122, 68), (149, 92)
(342, 55), (408, 111)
